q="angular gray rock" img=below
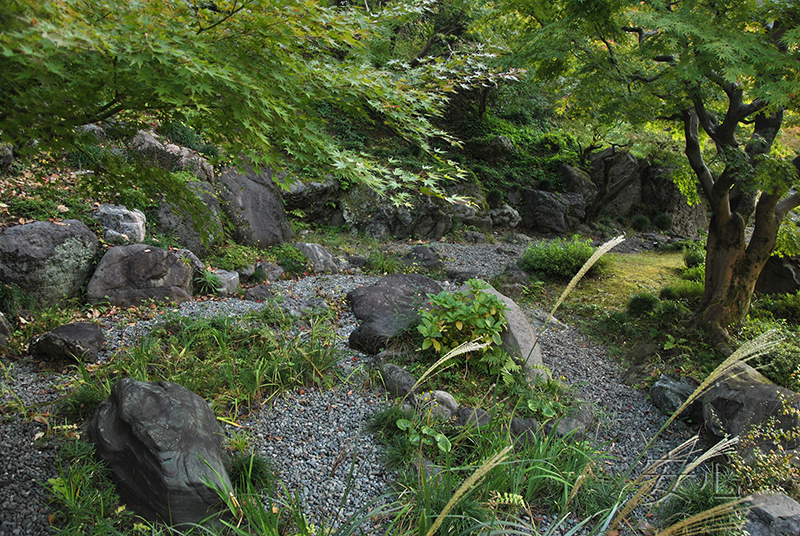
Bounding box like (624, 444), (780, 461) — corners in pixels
(703, 363), (800, 450)
(745, 492), (800, 536)
(278, 176), (340, 223)
(649, 374), (703, 424)
(87, 379), (232, 526)
(0, 220), (99, 308)
(472, 285), (544, 375)
(294, 242), (339, 274)
(92, 204), (146, 244)
(130, 130), (214, 182)
(468, 135), (515, 163)
(0, 312), (10, 347)
(756, 256), (800, 295)
(217, 166), (294, 247)
(452, 203), (493, 231)
(213, 269), (239, 297)
(156, 182), (223, 257)
(490, 204), (522, 229)
(243, 284), (276, 303)
(29, 322), (105, 363)
(457, 406), (492, 428)
(86, 244), (192, 307)
(347, 274), (442, 355)
(379, 363), (418, 401)
(521, 189), (586, 235)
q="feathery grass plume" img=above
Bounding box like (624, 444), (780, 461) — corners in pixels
(403, 339), (491, 404)
(659, 435), (739, 502)
(656, 498), (749, 536)
(424, 446), (512, 536)
(543, 235), (625, 328)
(608, 476), (658, 532)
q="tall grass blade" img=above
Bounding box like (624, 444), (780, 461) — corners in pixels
(424, 446), (512, 536)
(543, 235), (625, 329)
(656, 498), (748, 536)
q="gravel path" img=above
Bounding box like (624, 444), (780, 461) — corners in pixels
(0, 240), (689, 536)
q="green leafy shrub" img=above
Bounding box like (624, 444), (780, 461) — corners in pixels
(627, 291), (660, 317)
(652, 300), (692, 326)
(631, 214), (651, 232)
(270, 244), (309, 276)
(683, 245), (705, 268)
(653, 213), (673, 231)
(417, 280), (519, 383)
(519, 237), (607, 279)
(681, 265), (705, 282)
(754, 291), (800, 325)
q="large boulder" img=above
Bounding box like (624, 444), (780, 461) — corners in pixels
(30, 322), (105, 363)
(340, 186), (452, 241)
(639, 166), (708, 238)
(520, 189), (586, 235)
(452, 203), (493, 232)
(217, 166), (294, 247)
(467, 135), (515, 163)
(745, 492), (800, 536)
(278, 175), (341, 224)
(756, 256), (800, 295)
(490, 204), (522, 229)
(649, 373), (703, 424)
(466, 285), (544, 374)
(87, 379), (232, 526)
(92, 204), (146, 244)
(347, 274), (442, 355)
(559, 163), (598, 203)
(0, 220), (99, 308)
(703, 363), (800, 451)
(86, 244), (192, 307)
(156, 182), (224, 257)
(130, 130), (214, 182)
(294, 242), (339, 274)
(590, 148), (643, 216)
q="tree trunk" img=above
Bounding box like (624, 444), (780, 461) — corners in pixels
(696, 190), (784, 355)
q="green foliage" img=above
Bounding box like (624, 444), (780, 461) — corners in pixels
(683, 246), (705, 269)
(0, 0), (472, 207)
(656, 472), (744, 536)
(519, 237), (607, 279)
(47, 440), (132, 533)
(194, 269), (223, 296)
(157, 121), (219, 158)
(774, 219), (800, 258)
(0, 282), (36, 320)
(230, 453), (275, 494)
(364, 250), (403, 275)
(659, 280), (704, 306)
(270, 244), (309, 276)
(207, 241), (267, 271)
(653, 213), (673, 232)
(627, 291), (660, 317)
(630, 214), (651, 232)
(730, 397), (800, 500)
(417, 279), (509, 365)
(76, 310), (340, 417)
(753, 292), (800, 326)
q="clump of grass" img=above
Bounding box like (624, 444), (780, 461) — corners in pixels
(520, 237), (611, 280)
(364, 250), (403, 275)
(627, 291), (660, 317)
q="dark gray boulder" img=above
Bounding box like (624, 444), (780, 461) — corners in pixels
(278, 176), (340, 223)
(745, 492), (800, 536)
(0, 220), (99, 308)
(340, 186), (451, 241)
(92, 204), (146, 244)
(87, 379), (232, 526)
(467, 135), (515, 163)
(490, 204), (522, 229)
(217, 166), (294, 247)
(756, 256), (800, 295)
(30, 322), (104, 363)
(401, 245), (441, 270)
(347, 274), (442, 355)
(156, 182), (223, 257)
(521, 189), (586, 235)
(649, 374), (703, 424)
(0, 312), (10, 347)
(379, 363), (418, 400)
(243, 284), (276, 303)
(452, 203), (493, 231)
(457, 406), (492, 428)
(703, 363), (800, 450)
(86, 244), (192, 307)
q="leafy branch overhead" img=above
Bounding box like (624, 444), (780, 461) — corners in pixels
(0, 0), (504, 205)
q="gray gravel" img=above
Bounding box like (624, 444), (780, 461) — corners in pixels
(0, 240), (689, 535)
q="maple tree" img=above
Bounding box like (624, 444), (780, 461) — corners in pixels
(506, 0), (800, 351)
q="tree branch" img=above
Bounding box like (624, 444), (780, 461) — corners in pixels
(197, 0), (249, 35)
(409, 12), (464, 68)
(683, 109), (716, 205)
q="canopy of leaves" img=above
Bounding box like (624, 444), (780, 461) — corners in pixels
(0, 0), (486, 205)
